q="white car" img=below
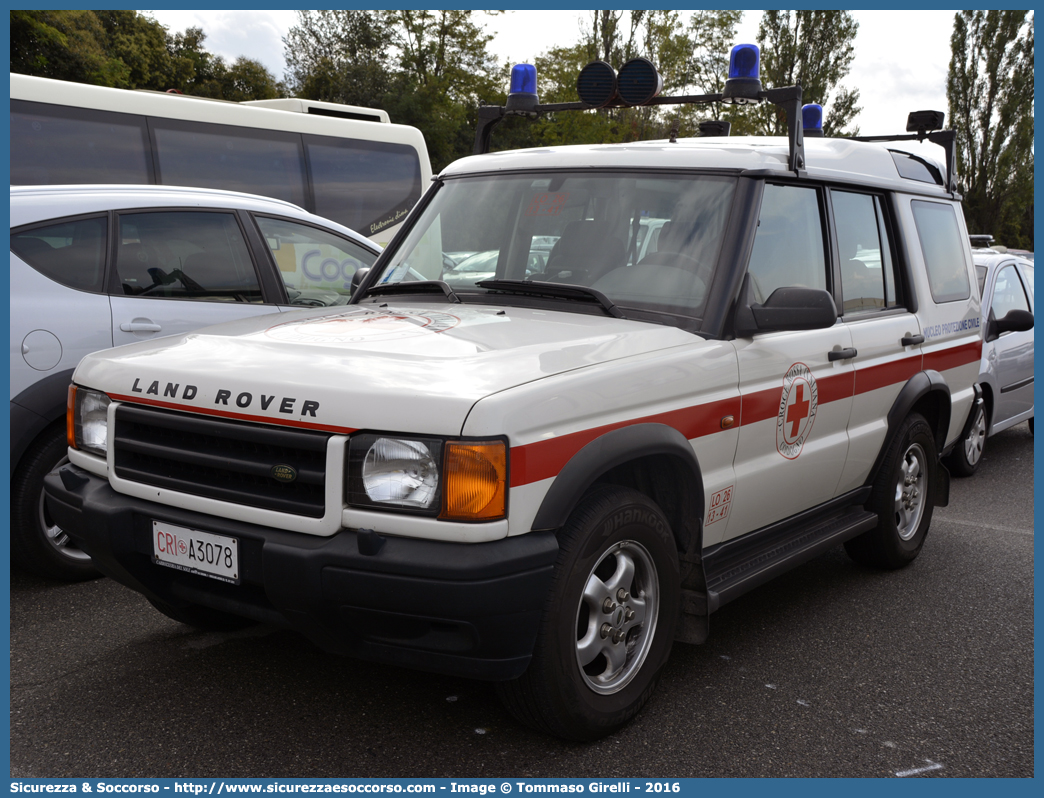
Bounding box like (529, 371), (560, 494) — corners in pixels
(45, 52), (985, 740)
(11, 184), (379, 580)
(946, 251), (1034, 475)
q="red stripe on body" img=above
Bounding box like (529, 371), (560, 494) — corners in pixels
(509, 341), (979, 488)
(854, 353), (922, 395)
(923, 340), (981, 372)
(509, 397), (741, 487)
(107, 393), (356, 435)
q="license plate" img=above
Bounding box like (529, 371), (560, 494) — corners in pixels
(152, 520), (239, 584)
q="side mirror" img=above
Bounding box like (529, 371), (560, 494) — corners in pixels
(734, 275), (838, 336)
(350, 267), (371, 294)
(987, 308), (1033, 341)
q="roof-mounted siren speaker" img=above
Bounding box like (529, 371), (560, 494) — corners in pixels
(577, 61), (618, 108)
(616, 57), (663, 106)
(505, 63), (539, 112)
(699, 120), (731, 137)
(721, 44), (763, 104)
(907, 110), (946, 137)
(802, 104), (824, 137)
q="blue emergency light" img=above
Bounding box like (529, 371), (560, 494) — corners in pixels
(505, 63), (539, 112)
(802, 103), (824, 137)
(721, 44), (763, 104)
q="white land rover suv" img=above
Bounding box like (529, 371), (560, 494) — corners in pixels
(45, 49), (1013, 740)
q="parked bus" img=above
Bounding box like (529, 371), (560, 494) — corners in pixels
(10, 73), (432, 246)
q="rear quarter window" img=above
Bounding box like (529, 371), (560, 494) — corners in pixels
(11, 215), (108, 292)
(910, 200), (970, 303)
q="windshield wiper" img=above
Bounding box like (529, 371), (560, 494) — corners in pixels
(475, 279), (625, 318)
(364, 280), (461, 303)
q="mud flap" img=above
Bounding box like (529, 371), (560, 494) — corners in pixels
(934, 459), (951, 508)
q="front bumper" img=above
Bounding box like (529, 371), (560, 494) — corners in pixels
(45, 464), (558, 681)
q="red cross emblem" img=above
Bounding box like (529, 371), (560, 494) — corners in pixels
(786, 383), (811, 439)
(777, 363), (818, 459)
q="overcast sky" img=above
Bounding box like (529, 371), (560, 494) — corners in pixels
(144, 9), (958, 135)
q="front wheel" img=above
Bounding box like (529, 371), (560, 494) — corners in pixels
(497, 486), (680, 740)
(946, 401), (987, 477)
(846, 413), (936, 569)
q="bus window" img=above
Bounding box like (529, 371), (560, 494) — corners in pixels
(10, 101), (152, 185)
(305, 136), (423, 238)
(150, 119), (309, 209)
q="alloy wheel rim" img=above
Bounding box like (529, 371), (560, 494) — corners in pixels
(574, 539), (659, 695)
(964, 406), (986, 465)
(893, 442), (927, 541)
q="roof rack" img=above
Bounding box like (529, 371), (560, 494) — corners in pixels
(475, 49), (957, 195)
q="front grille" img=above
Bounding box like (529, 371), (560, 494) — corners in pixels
(114, 404), (331, 518)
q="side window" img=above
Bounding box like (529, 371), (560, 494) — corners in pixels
(910, 200), (971, 303)
(833, 191), (899, 313)
(11, 101), (152, 186)
(115, 211), (262, 303)
(150, 120), (308, 209)
(254, 216), (378, 305)
(746, 184), (827, 302)
(305, 135), (423, 235)
(991, 264), (1031, 320)
(11, 215), (108, 292)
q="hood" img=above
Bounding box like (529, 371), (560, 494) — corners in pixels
(75, 304), (700, 435)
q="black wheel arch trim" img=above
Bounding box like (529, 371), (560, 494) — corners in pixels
(529, 422), (704, 552)
(866, 370), (951, 488)
(11, 368), (75, 467)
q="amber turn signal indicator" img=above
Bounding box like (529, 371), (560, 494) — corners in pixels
(66, 385), (78, 448)
(441, 440), (507, 521)
(720, 415), (735, 430)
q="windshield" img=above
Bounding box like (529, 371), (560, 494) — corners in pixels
(373, 172), (737, 324)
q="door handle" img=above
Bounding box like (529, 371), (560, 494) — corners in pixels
(901, 334), (925, 346)
(120, 321), (162, 333)
(828, 347), (857, 361)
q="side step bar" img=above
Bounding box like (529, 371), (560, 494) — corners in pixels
(704, 504), (878, 614)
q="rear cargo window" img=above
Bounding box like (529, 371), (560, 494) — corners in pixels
(911, 201), (970, 303)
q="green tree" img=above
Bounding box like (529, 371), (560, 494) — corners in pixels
(94, 9), (169, 89)
(750, 10), (860, 137)
(947, 11), (1034, 249)
(283, 10), (393, 109)
(11, 10), (126, 85)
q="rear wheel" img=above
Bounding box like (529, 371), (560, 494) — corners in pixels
(11, 425), (101, 581)
(497, 486), (680, 740)
(946, 401), (987, 477)
(846, 413), (936, 569)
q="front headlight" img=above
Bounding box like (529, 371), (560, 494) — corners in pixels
(346, 434), (508, 521)
(69, 386), (111, 457)
(347, 434), (444, 513)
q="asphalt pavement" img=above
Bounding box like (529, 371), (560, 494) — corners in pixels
(9, 423), (1034, 778)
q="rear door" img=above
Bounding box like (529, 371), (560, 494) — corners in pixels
(109, 208), (280, 346)
(830, 190), (923, 492)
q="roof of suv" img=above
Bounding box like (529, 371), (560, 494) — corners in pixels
(443, 136), (951, 196)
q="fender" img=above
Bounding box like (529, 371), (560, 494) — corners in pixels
(866, 369), (951, 497)
(530, 422), (704, 549)
(10, 367), (75, 467)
